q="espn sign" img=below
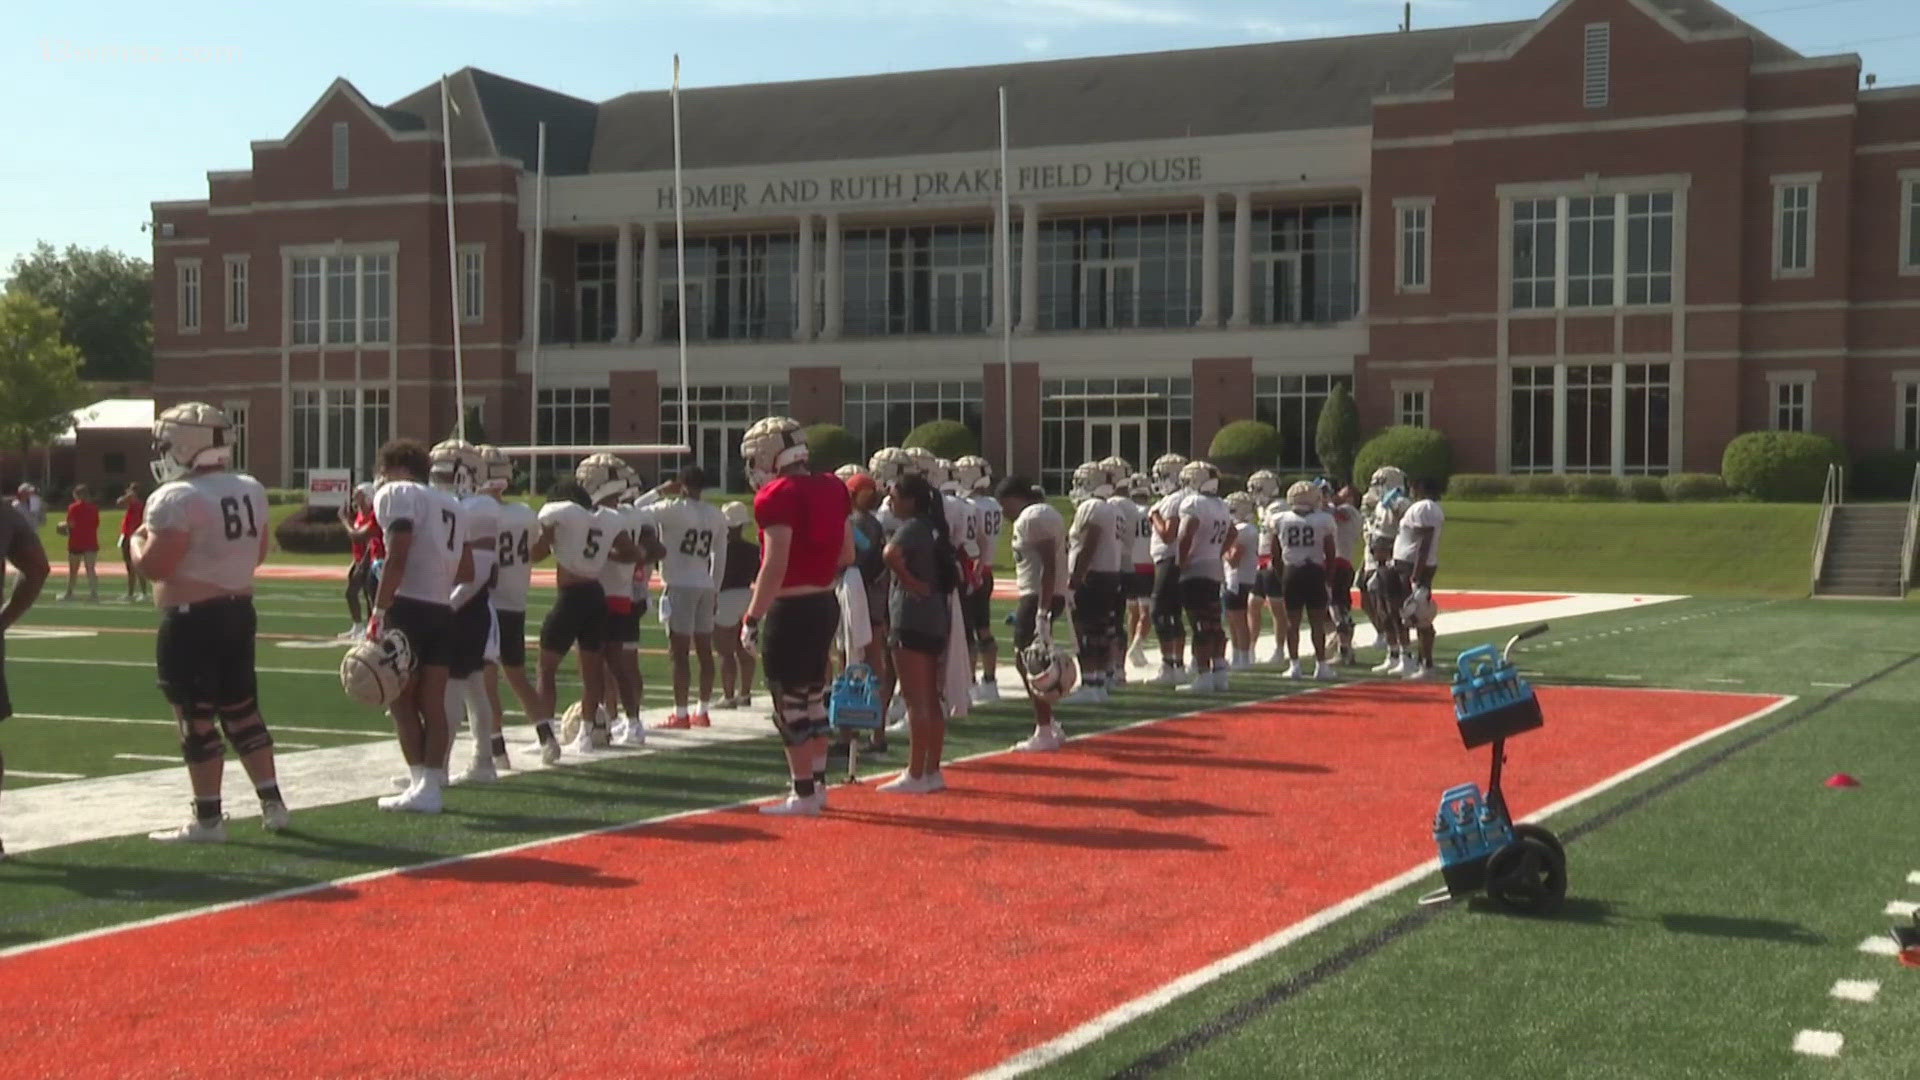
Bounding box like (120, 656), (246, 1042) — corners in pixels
(306, 468), (353, 509)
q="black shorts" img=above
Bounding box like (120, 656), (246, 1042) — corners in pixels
(1378, 562), (1414, 609)
(892, 627), (947, 657)
(1328, 561), (1357, 611)
(1395, 560), (1438, 590)
(1151, 559), (1182, 619)
(0, 632), (12, 721)
(495, 608), (527, 668)
(1013, 593), (1067, 650)
(155, 596), (260, 718)
(1256, 567), (1282, 598)
(1126, 569), (1154, 600)
(1179, 577), (1222, 623)
(963, 578), (993, 641)
(1222, 582), (1251, 612)
(1281, 562), (1330, 614)
(540, 581), (607, 655)
(605, 608), (641, 646)
(1072, 576), (1119, 633)
(385, 594), (455, 671)
(449, 592), (493, 679)
(762, 591), (839, 689)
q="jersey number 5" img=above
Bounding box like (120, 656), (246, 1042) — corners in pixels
(583, 528), (603, 559)
(219, 496), (259, 541)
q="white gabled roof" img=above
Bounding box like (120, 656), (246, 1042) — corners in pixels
(53, 399), (154, 445)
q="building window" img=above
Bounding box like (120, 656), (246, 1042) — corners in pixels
(658, 384), (790, 492)
(1583, 23), (1610, 109)
(222, 402), (250, 472)
(658, 231), (800, 342)
(1624, 363), (1671, 475)
(1041, 378), (1190, 494)
(1254, 373), (1353, 471)
(841, 223), (992, 336)
(1771, 375), (1811, 432)
(1248, 203), (1361, 325)
(224, 256), (248, 330)
(1512, 190), (1675, 310)
(1510, 366), (1556, 473)
(1033, 213), (1206, 331)
(288, 252), (392, 346)
(291, 386), (389, 485)
(576, 240), (617, 343)
(1773, 177), (1816, 277)
(845, 381), (984, 463)
(459, 244), (484, 324)
(1903, 177), (1920, 275)
(1897, 379), (1920, 450)
(1396, 201), (1431, 294)
(331, 122), (349, 191)
(1564, 364), (1613, 474)
(176, 260), (201, 333)
(1396, 386), (1430, 428)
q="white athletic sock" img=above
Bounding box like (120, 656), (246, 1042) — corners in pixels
(462, 677), (492, 758)
(695, 699), (710, 716)
(423, 767), (447, 791)
(674, 705), (689, 720)
(407, 764), (425, 786)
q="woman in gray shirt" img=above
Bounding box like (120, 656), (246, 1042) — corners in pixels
(880, 473), (955, 794)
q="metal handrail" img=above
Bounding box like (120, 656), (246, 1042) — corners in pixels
(1902, 462), (1920, 595)
(1811, 462), (1842, 592)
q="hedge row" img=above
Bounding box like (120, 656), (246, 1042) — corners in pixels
(1446, 473), (1731, 501)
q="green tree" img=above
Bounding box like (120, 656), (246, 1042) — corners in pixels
(0, 292), (89, 460)
(1207, 419), (1283, 477)
(1315, 383), (1360, 485)
(801, 423), (861, 474)
(3, 243), (153, 381)
(902, 419), (978, 460)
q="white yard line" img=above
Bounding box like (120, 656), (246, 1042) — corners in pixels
(15, 713), (380, 737)
(1885, 900), (1917, 918)
(7, 656), (334, 676)
(8, 769), (85, 781)
(1908, 870), (1920, 886)
(1859, 936), (1900, 957)
(1830, 979), (1880, 1003)
(1792, 1030), (1844, 1058)
(112, 754), (180, 763)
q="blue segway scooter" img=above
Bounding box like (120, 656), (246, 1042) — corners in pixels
(1417, 623), (1567, 915)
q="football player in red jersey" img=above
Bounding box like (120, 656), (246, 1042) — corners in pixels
(740, 417), (854, 817)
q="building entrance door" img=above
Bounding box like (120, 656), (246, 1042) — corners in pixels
(1086, 419), (1148, 476)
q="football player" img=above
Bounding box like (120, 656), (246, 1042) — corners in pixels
(1101, 460), (1142, 685)
(132, 403), (289, 840)
(954, 455), (1002, 705)
(1242, 471), (1283, 663)
(1328, 484), (1364, 665)
(1063, 461), (1119, 705)
(530, 455), (638, 762)
(636, 465), (730, 729)
(1121, 472), (1156, 670)
(477, 445), (538, 771)
(1223, 491), (1260, 670)
(742, 418), (854, 816)
(428, 439), (501, 786)
(1392, 477), (1446, 680)
(1364, 466), (1413, 675)
(0, 480), (50, 858)
(1146, 452), (1191, 685)
(714, 501), (761, 709)
(1174, 460), (1236, 692)
(1270, 481), (1338, 680)
(997, 476), (1069, 751)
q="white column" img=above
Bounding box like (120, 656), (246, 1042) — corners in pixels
(1552, 363), (1569, 473)
(639, 222), (660, 344)
(990, 202), (1009, 334)
(1610, 360), (1628, 475)
(520, 227), (538, 346)
(1018, 201), (1040, 334)
(1198, 193), (1221, 327)
(821, 212), (842, 339)
(614, 222), (635, 343)
(1230, 190), (1253, 328)
(796, 215), (816, 341)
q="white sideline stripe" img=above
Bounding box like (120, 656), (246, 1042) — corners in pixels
(1810, 681), (1853, 688)
(1908, 870), (1920, 886)
(1602, 674), (1643, 681)
(1705, 678), (1745, 684)
(112, 754), (180, 763)
(8, 656), (333, 677)
(1830, 979), (1879, 1003)
(1886, 900), (1917, 918)
(1793, 1030), (1844, 1058)
(14, 713), (381, 738)
(9, 769), (85, 780)
(275, 742), (320, 750)
(1859, 936), (1900, 956)
(974, 692), (1796, 1079)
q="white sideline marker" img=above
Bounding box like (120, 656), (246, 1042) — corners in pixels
(1793, 1030), (1844, 1058)
(1885, 900), (1917, 918)
(1830, 979), (1879, 1003)
(9, 769), (85, 781)
(1810, 681), (1852, 689)
(113, 754), (179, 763)
(1908, 871), (1920, 886)
(1859, 936), (1900, 957)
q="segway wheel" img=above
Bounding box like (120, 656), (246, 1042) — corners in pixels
(1484, 836), (1567, 915)
(1512, 823), (1565, 863)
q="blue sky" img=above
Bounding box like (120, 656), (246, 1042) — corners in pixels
(2, 0), (1914, 274)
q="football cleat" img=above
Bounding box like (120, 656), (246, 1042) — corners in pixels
(450, 761), (499, 786)
(876, 773), (936, 794)
(1285, 660), (1303, 679)
(377, 784), (443, 814)
(1013, 724), (1065, 752)
(260, 800), (291, 832)
(1315, 661), (1338, 681)
(611, 718), (648, 747)
(539, 737), (563, 766)
(149, 816), (228, 844)
(759, 792), (824, 817)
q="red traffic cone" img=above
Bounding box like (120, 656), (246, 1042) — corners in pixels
(1825, 773), (1860, 788)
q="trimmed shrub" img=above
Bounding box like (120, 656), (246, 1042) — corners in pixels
(1721, 431), (1845, 501)
(1517, 474), (1569, 497)
(1208, 419), (1284, 477)
(801, 423), (862, 475)
(1850, 450), (1920, 500)
(1661, 472), (1731, 501)
(1352, 427), (1453, 491)
(1315, 384), (1361, 486)
(1568, 475), (1621, 500)
(265, 488), (306, 506)
(1622, 475), (1667, 502)
(1446, 474), (1514, 499)
(272, 505), (350, 555)
(902, 419), (977, 461)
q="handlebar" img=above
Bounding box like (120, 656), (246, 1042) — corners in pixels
(1501, 623), (1550, 662)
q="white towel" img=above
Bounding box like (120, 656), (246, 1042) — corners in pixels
(836, 568), (871, 659)
(942, 591), (971, 719)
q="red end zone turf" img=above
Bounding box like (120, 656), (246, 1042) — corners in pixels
(0, 684), (1775, 1079)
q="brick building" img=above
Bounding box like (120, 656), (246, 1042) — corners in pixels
(149, 0), (1920, 491)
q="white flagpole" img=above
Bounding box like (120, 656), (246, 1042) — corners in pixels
(998, 86), (1014, 474)
(442, 75), (466, 440)
(529, 121), (547, 489)
(671, 54), (691, 455)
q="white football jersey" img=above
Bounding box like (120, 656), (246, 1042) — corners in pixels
(143, 470), (268, 594)
(1227, 521), (1260, 585)
(1148, 490), (1186, 563)
(375, 480), (464, 606)
(969, 494), (1005, 559)
(1393, 498), (1445, 566)
(491, 500), (539, 612)
(942, 493), (982, 564)
(1176, 492), (1233, 581)
(1273, 509), (1335, 568)
(640, 497), (729, 589)
(459, 493), (499, 593)
(539, 501), (615, 579)
(876, 503), (907, 540)
(1330, 504), (1362, 564)
(1011, 502), (1069, 598)
(595, 505), (640, 597)
(1108, 495), (1147, 570)
(1069, 497), (1123, 575)
(1256, 501), (1285, 558)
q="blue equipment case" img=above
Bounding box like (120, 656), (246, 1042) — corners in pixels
(828, 664), (884, 731)
(1432, 783), (1515, 897)
(1451, 644), (1543, 749)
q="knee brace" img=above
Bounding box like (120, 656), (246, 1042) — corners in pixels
(217, 709), (273, 756)
(1153, 609), (1185, 640)
(768, 681), (827, 746)
(180, 719), (225, 764)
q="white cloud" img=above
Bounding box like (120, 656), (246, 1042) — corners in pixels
(1022, 34), (1054, 53)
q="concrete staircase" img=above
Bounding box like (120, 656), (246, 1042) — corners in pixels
(1815, 504), (1909, 598)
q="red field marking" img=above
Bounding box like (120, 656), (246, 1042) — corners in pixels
(0, 685), (1774, 1079)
